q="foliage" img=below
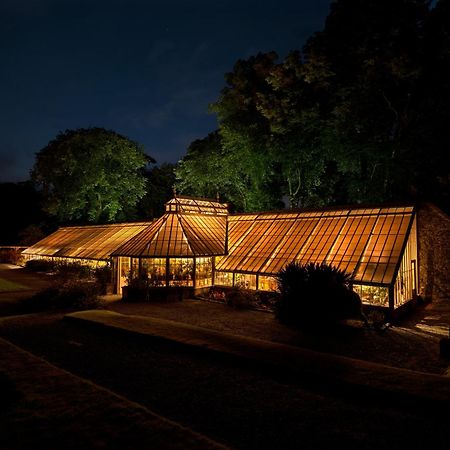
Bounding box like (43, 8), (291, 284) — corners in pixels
(225, 284), (254, 310)
(94, 265), (113, 293)
(54, 261), (93, 280)
(21, 279), (103, 312)
(25, 259), (104, 285)
(124, 269), (150, 301)
(31, 127), (153, 223)
(137, 163), (176, 219)
(124, 270), (184, 302)
(253, 290), (280, 312)
(207, 285), (278, 311)
(176, 0), (450, 213)
(275, 262), (366, 329)
(175, 132), (229, 201)
(302, 0), (440, 204)
(207, 286), (226, 302)
(25, 259), (56, 272)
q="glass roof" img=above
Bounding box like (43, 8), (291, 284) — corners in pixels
(112, 213), (227, 257)
(22, 222), (149, 261)
(165, 196), (228, 215)
(216, 206), (415, 285)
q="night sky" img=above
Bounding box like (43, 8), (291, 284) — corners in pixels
(0, 0), (332, 182)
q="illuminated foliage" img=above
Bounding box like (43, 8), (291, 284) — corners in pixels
(176, 0), (449, 212)
(32, 128), (152, 223)
(275, 262), (365, 328)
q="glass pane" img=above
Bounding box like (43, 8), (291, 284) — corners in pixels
(234, 273), (257, 290)
(259, 275), (277, 292)
(142, 258), (166, 286)
(195, 257), (213, 287)
(215, 271), (233, 286)
(353, 284), (388, 307)
(168, 258), (194, 286)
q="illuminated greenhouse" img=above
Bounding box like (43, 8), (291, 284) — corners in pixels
(22, 196), (419, 315)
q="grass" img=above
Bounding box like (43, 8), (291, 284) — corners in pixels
(105, 299), (449, 374)
(0, 335), (224, 450)
(0, 313), (448, 450)
(0, 278), (28, 292)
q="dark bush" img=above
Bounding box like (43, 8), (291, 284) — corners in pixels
(123, 271), (151, 301)
(207, 286), (226, 303)
(275, 262), (367, 329)
(225, 284), (254, 310)
(94, 265), (113, 294)
(55, 261), (92, 280)
(21, 280), (103, 312)
(253, 290), (279, 311)
(25, 259), (56, 272)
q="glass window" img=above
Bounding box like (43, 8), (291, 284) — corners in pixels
(353, 284), (388, 307)
(235, 273), (257, 290)
(259, 275), (278, 292)
(131, 258), (139, 278)
(215, 271), (233, 286)
(120, 257), (130, 278)
(142, 258), (166, 286)
(168, 258), (194, 286)
(195, 257), (213, 287)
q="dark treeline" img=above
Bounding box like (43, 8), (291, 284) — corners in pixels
(1, 127), (176, 245)
(176, 0), (450, 213)
(0, 162), (176, 246)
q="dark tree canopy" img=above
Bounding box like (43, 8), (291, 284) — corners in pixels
(137, 163), (177, 219)
(32, 128), (153, 223)
(176, 0), (450, 213)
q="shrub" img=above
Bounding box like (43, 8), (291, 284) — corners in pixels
(21, 280), (103, 312)
(25, 259), (56, 272)
(54, 261), (92, 280)
(275, 262), (367, 329)
(94, 265), (113, 294)
(253, 290), (279, 311)
(207, 286), (226, 303)
(225, 284), (254, 310)
(124, 271), (150, 301)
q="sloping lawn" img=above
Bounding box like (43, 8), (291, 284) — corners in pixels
(0, 278), (27, 292)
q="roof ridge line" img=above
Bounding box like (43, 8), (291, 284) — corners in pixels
(176, 214), (195, 255)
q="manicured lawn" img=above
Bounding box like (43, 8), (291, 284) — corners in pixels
(0, 313), (448, 450)
(0, 334), (223, 450)
(0, 277), (27, 292)
(105, 299), (450, 374)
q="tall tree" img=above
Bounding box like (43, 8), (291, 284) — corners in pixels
(210, 52), (282, 211)
(176, 130), (265, 211)
(255, 51), (333, 207)
(32, 128), (152, 223)
(303, 0), (436, 203)
(176, 0), (449, 212)
(137, 163), (177, 219)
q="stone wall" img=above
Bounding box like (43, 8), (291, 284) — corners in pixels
(417, 203), (450, 301)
